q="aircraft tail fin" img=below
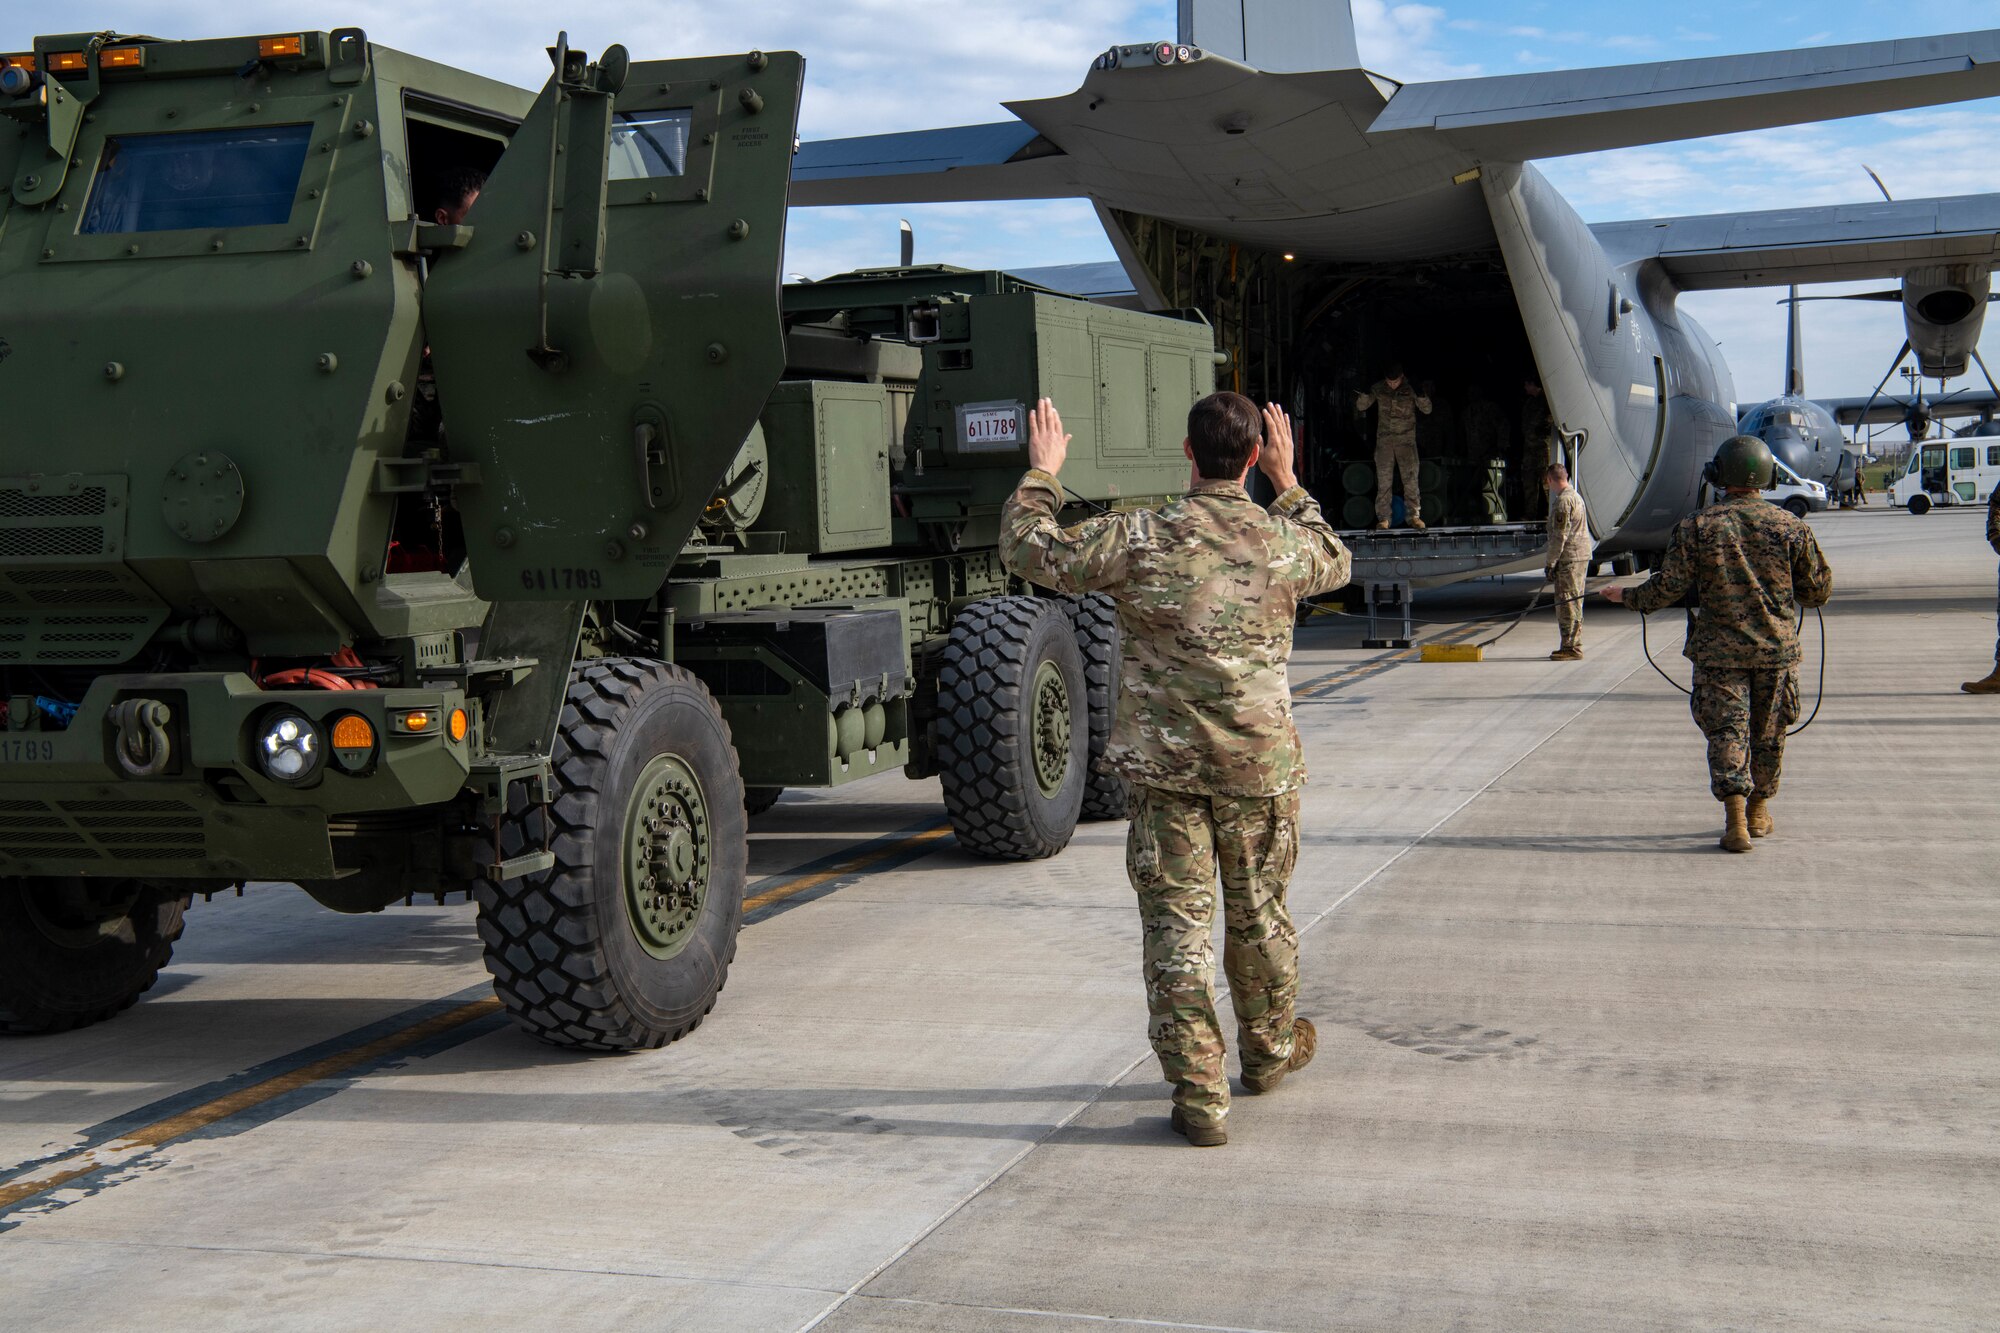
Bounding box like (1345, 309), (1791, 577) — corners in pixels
(1177, 0), (1360, 73)
(1785, 285), (1807, 397)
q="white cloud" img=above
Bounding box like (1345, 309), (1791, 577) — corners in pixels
(1351, 0), (1481, 79)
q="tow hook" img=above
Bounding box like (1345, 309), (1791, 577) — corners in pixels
(109, 698), (174, 777)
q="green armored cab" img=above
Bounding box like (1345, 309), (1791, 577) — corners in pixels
(0, 29), (1212, 1048)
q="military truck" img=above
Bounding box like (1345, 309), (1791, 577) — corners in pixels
(0, 30), (1213, 1048)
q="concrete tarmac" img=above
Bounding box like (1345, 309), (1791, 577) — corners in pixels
(2, 506), (1994, 1330)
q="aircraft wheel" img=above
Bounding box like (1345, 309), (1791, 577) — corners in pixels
(1063, 593), (1129, 822)
(475, 659), (745, 1051)
(0, 878), (187, 1034)
(1908, 495), (1931, 516)
(937, 596), (1087, 860)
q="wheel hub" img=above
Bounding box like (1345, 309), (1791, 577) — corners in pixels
(1030, 659), (1073, 798)
(624, 754), (712, 958)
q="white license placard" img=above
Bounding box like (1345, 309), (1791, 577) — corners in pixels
(957, 401), (1025, 453)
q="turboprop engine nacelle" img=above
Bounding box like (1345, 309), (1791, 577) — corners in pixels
(1904, 264), (1990, 379)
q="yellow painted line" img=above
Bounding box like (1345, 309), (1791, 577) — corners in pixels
(742, 824), (954, 913)
(0, 998), (499, 1211)
(4, 823), (961, 1215)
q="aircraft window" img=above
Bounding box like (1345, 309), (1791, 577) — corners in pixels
(1988, 446), (2000, 467)
(1951, 447), (1975, 470)
(80, 125), (312, 234)
(608, 110), (692, 180)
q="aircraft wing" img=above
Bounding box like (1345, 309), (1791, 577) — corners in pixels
(1591, 195), (2000, 289)
(1371, 30), (2000, 159)
(1820, 392), (2000, 427)
(790, 122), (1081, 206)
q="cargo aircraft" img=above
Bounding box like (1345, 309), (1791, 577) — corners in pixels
(789, 1), (2000, 584)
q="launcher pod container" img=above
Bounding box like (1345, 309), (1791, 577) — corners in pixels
(0, 31), (1211, 1047)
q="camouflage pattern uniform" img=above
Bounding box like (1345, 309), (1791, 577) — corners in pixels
(1626, 494), (1833, 799)
(1521, 391), (1553, 518)
(1356, 380), (1432, 524)
(1000, 470), (1350, 1128)
(1545, 485), (1591, 652)
(1987, 487), (2000, 662)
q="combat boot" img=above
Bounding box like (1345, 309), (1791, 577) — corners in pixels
(1550, 646), (1582, 661)
(1720, 795), (1753, 853)
(1410, 517), (1427, 531)
(1169, 1107), (1227, 1147)
(1373, 520), (1390, 531)
(1747, 795), (1774, 838)
(1963, 664), (2000, 694)
(1241, 1017), (1317, 1095)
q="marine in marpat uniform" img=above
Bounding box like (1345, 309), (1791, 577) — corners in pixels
(1356, 364), (1432, 530)
(1963, 484), (2000, 694)
(1000, 393), (1351, 1146)
(1604, 436), (1833, 852)
(1544, 463), (1591, 661)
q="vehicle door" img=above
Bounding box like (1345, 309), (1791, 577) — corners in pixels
(424, 40), (803, 599)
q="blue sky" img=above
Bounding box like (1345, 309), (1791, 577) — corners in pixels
(8, 1), (1999, 407)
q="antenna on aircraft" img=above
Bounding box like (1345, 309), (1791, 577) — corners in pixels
(1863, 165), (1894, 201)
(899, 218), (914, 267)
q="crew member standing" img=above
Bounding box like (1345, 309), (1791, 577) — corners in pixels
(1521, 379), (1553, 519)
(1545, 463), (1590, 661)
(1356, 364), (1432, 530)
(1964, 483), (2000, 694)
(1000, 393), (1351, 1147)
(1604, 436), (1832, 852)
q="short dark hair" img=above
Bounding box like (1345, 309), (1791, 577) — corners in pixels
(1385, 362), (1405, 380)
(1187, 392), (1262, 479)
(438, 167), (487, 213)
(1545, 462), (1568, 482)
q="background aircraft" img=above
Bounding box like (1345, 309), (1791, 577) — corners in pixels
(792, 1), (2000, 582)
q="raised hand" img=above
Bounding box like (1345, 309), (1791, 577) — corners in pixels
(1258, 402), (1299, 492)
(1027, 397), (1071, 476)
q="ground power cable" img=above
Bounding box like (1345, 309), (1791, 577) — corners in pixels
(1638, 604), (1828, 736)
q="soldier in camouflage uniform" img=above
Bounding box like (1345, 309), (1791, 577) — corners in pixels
(1962, 484), (2000, 694)
(1544, 463), (1591, 660)
(1605, 436), (1832, 852)
(1000, 392), (1350, 1146)
(1356, 364), (1432, 529)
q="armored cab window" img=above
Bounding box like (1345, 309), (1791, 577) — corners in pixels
(79, 125), (313, 234)
(608, 110), (692, 180)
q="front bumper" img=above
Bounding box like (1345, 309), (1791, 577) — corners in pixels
(0, 672), (471, 880)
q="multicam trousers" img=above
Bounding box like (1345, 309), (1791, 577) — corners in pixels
(1374, 438), (1422, 524)
(1690, 666), (1800, 800)
(1126, 783), (1303, 1128)
(1552, 560), (1587, 651)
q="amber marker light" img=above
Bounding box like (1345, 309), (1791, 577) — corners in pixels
(258, 35), (306, 58)
(391, 708), (437, 735)
(330, 713), (377, 772)
(447, 708), (468, 743)
(1, 54), (38, 72)
(99, 46), (144, 69)
(45, 51), (87, 72)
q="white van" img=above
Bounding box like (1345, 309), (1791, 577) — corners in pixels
(1889, 438), (2000, 514)
(1766, 458), (1829, 518)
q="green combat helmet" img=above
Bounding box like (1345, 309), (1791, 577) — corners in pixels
(1706, 434), (1777, 490)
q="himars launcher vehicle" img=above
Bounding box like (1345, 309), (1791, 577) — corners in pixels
(0, 30), (1214, 1047)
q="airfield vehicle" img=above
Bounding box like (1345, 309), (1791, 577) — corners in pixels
(1890, 437), (2000, 514)
(0, 30), (1211, 1048)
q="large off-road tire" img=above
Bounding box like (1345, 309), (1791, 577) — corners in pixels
(937, 596), (1088, 860)
(1063, 593), (1129, 822)
(0, 879), (187, 1035)
(743, 787), (784, 817)
(475, 659), (747, 1051)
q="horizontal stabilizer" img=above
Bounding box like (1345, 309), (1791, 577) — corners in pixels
(1372, 30), (2000, 160)
(1592, 194), (2000, 289)
(791, 122), (1079, 206)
